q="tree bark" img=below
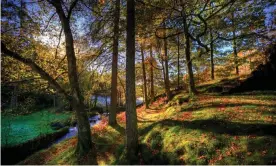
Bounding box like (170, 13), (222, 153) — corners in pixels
(141, 45), (149, 108)
(150, 45), (154, 100)
(110, 0), (120, 126)
(232, 12), (239, 75)
(210, 29), (215, 80)
(161, 58), (166, 90)
(164, 36), (172, 100)
(125, 0), (138, 161)
(233, 34), (239, 75)
(177, 34), (180, 88)
(183, 14), (197, 94)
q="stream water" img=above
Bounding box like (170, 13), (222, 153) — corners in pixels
(91, 95), (143, 106)
(51, 114), (102, 145)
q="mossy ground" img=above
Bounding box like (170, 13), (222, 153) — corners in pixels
(21, 88), (276, 165)
(1, 109), (72, 146)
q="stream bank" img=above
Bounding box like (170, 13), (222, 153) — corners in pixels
(1, 114), (102, 165)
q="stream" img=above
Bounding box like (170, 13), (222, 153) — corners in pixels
(50, 114), (103, 145)
(51, 96), (143, 145)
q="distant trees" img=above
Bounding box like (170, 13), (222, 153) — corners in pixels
(142, 0), (273, 94)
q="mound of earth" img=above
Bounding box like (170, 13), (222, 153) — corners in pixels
(229, 44), (276, 93)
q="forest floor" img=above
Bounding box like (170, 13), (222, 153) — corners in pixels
(21, 81), (276, 164)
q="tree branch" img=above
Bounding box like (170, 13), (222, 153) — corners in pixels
(1, 42), (70, 99)
(67, 0), (79, 19)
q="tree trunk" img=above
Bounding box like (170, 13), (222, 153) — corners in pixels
(105, 94), (108, 112)
(161, 57), (166, 88)
(232, 12), (239, 75)
(110, 0), (120, 126)
(118, 90), (121, 106)
(177, 34), (180, 88)
(150, 45), (154, 100)
(210, 29), (215, 80)
(233, 34), (239, 75)
(51, 1), (96, 163)
(125, 0), (138, 161)
(141, 45), (149, 108)
(183, 14), (197, 94)
(164, 36), (172, 100)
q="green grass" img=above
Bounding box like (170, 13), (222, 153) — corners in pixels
(1, 109), (72, 147)
(21, 90), (276, 165)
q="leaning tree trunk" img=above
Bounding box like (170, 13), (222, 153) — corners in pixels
(110, 0), (120, 126)
(164, 36), (172, 100)
(125, 0), (138, 161)
(183, 14), (197, 95)
(141, 45), (149, 108)
(150, 45), (154, 100)
(52, 1), (97, 164)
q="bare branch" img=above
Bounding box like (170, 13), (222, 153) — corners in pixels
(41, 12), (56, 34)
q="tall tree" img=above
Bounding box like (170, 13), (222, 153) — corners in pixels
(210, 28), (215, 80)
(48, 2), (96, 162)
(163, 33), (172, 100)
(149, 45), (155, 100)
(125, 0), (138, 161)
(177, 34), (181, 88)
(109, 0), (121, 126)
(140, 44), (149, 108)
(232, 12), (239, 75)
(182, 13), (197, 94)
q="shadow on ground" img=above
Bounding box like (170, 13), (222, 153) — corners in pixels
(139, 119), (276, 136)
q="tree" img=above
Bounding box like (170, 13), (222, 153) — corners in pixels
(125, 0), (138, 161)
(149, 45), (155, 100)
(231, 11), (239, 75)
(177, 34), (181, 87)
(2, 0), (97, 164)
(163, 30), (172, 100)
(210, 28), (215, 80)
(140, 43), (149, 108)
(110, 0), (121, 126)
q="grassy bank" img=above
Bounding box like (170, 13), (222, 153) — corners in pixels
(1, 109), (72, 147)
(21, 89), (276, 165)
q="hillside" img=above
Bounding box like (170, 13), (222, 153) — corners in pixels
(21, 80), (276, 165)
